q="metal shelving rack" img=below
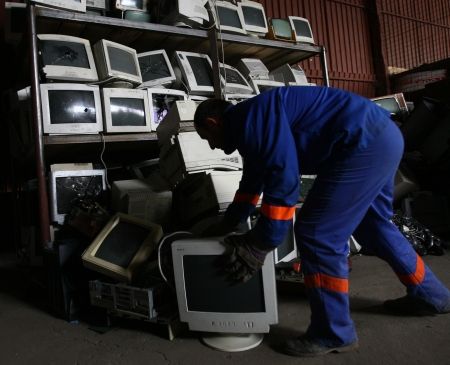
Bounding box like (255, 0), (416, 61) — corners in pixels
(27, 4), (330, 248)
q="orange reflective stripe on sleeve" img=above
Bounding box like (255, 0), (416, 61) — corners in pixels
(261, 203), (296, 220)
(234, 192), (260, 206)
(397, 254), (425, 286)
(304, 273), (349, 293)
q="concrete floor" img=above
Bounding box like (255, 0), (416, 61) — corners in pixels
(0, 252), (449, 365)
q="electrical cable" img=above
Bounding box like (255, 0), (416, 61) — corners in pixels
(99, 132), (111, 190)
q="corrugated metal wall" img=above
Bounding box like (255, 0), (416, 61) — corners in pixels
(260, 0), (377, 97)
(377, 0), (450, 73)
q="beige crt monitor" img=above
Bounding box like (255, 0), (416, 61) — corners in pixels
(82, 213), (163, 282)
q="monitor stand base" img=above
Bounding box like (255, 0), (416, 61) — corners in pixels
(201, 333), (264, 352)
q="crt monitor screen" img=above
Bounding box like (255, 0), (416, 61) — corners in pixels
(110, 97), (146, 126)
(151, 93), (186, 128)
(291, 18), (312, 39)
(94, 220), (150, 268)
(55, 174), (104, 215)
(373, 98), (401, 115)
(40, 39), (89, 69)
(139, 52), (172, 83)
(271, 18), (292, 39)
(241, 5), (265, 28)
(186, 55), (213, 87)
(217, 6), (243, 29)
(107, 45), (140, 76)
(183, 255), (265, 313)
(48, 90), (97, 124)
(221, 66), (247, 86)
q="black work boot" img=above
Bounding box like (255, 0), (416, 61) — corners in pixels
(282, 335), (359, 357)
(383, 295), (450, 315)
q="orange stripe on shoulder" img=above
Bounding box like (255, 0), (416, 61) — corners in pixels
(261, 204), (295, 220)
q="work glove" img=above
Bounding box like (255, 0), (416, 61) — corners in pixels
(222, 230), (273, 283)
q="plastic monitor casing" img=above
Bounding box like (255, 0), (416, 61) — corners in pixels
(220, 63), (254, 94)
(82, 213), (163, 282)
(238, 0), (268, 36)
(33, 0), (86, 12)
(147, 88), (187, 131)
(224, 93), (255, 104)
(248, 79), (285, 94)
(173, 51), (215, 95)
(371, 93), (408, 116)
(214, 1), (247, 35)
(172, 238), (278, 333)
(236, 58), (270, 81)
(49, 168), (106, 224)
(269, 63), (308, 85)
(115, 0), (148, 12)
(93, 39), (142, 85)
(40, 83), (103, 135)
(273, 211), (298, 264)
(86, 0), (107, 10)
(138, 49), (176, 88)
(102, 87), (151, 133)
(288, 16), (315, 44)
(38, 34), (99, 82)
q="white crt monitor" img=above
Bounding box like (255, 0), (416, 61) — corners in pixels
(93, 39), (142, 85)
(37, 34), (98, 82)
(214, 1), (246, 35)
(33, 0), (86, 12)
(288, 16), (315, 44)
(102, 88), (151, 133)
(160, 0), (210, 27)
(236, 58), (270, 80)
(172, 238), (278, 335)
(249, 79), (285, 94)
(173, 51), (214, 95)
(238, 0), (268, 36)
(40, 83), (103, 135)
(220, 63), (254, 95)
(138, 49), (176, 88)
(147, 88), (187, 131)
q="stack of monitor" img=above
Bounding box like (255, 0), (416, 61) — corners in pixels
(156, 0), (210, 28)
(267, 16), (315, 45)
(270, 63), (311, 86)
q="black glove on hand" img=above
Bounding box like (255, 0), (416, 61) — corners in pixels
(222, 231), (273, 283)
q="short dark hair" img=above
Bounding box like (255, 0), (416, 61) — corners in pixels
(193, 99), (232, 129)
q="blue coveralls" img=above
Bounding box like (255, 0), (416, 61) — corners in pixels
(222, 86), (450, 346)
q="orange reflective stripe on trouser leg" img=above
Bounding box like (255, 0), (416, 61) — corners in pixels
(261, 204), (296, 220)
(234, 192), (260, 206)
(304, 273), (349, 293)
(397, 254), (425, 286)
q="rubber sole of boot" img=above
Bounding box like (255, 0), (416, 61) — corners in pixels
(283, 340), (359, 357)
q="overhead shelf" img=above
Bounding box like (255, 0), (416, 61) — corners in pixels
(43, 132), (158, 145)
(35, 7), (322, 70)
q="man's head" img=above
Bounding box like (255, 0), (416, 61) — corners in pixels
(193, 99), (232, 150)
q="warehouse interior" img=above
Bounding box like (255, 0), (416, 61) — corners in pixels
(1, 0), (450, 363)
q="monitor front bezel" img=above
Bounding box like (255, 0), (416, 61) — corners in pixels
(238, 0), (268, 35)
(215, 1), (247, 35)
(40, 83), (103, 135)
(38, 34), (99, 82)
(288, 16), (315, 44)
(172, 238), (278, 333)
(138, 49), (176, 88)
(102, 87), (151, 133)
(82, 212), (163, 282)
(49, 169), (106, 225)
(100, 39), (143, 85)
(174, 51), (215, 95)
(146, 88), (187, 131)
(219, 63), (254, 95)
